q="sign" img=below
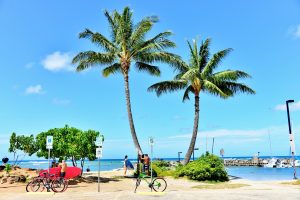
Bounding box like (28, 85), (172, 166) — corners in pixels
(290, 134), (296, 154)
(149, 137), (154, 146)
(96, 147), (103, 158)
(220, 148), (224, 157)
(95, 135), (104, 146)
(46, 136), (53, 149)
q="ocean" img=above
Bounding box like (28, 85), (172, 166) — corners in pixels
(5, 156), (300, 181)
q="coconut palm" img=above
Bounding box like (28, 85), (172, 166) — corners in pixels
(72, 7), (182, 155)
(148, 38), (255, 165)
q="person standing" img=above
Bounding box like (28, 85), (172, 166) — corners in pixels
(124, 155), (134, 176)
(142, 154), (150, 175)
(58, 160), (67, 178)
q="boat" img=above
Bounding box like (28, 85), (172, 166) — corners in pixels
(264, 158), (277, 168)
(294, 160), (300, 167)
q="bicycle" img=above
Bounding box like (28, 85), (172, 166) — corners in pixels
(134, 172), (167, 193)
(26, 172), (68, 193)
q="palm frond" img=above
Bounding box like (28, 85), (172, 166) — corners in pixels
(187, 40), (198, 69)
(202, 80), (229, 98)
(213, 70), (251, 81)
(73, 51), (115, 71)
(202, 48), (233, 76)
(148, 80), (187, 96)
(104, 10), (118, 42)
(219, 81), (256, 95)
(79, 29), (116, 52)
(181, 68), (199, 81)
(135, 62), (160, 76)
(130, 18), (153, 47)
(134, 51), (185, 71)
(182, 85), (195, 102)
(199, 38), (211, 72)
(133, 31), (174, 54)
(102, 63), (122, 77)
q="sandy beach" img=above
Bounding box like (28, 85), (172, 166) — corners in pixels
(1, 170), (300, 200)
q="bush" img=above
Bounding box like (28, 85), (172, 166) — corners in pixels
(4, 164), (12, 174)
(177, 152), (228, 182)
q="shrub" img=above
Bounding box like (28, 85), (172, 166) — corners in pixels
(177, 152), (228, 182)
(4, 164), (12, 174)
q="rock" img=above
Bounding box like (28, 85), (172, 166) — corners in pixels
(19, 175), (26, 182)
(14, 176), (20, 182)
(1, 177), (7, 184)
(7, 177), (14, 184)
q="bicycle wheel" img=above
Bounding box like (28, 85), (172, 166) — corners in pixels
(29, 178), (43, 192)
(151, 178), (167, 192)
(62, 179), (69, 192)
(51, 178), (66, 192)
(26, 181), (32, 192)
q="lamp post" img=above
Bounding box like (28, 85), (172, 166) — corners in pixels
(286, 99), (297, 179)
(178, 152), (182, 162)
(193, 148), (199, 161)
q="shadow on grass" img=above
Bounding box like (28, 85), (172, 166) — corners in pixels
(192, 182), (250, 189)
(68, 176), (120, 185)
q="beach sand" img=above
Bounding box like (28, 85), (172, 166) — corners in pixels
(1, 169), (300, 199)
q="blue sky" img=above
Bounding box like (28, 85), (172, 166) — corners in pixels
(1, 0), (300, 160)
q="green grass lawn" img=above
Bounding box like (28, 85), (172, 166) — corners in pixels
(192, 182), (250, 189)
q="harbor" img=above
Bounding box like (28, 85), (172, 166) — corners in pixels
(224, 157), (299, 168)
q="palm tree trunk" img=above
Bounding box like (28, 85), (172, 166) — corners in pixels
(124, 74), (143, 155)
(183, 95), (200, 165)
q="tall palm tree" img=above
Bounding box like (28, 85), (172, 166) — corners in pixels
(72, 7), (182, 155)
(148, 38), (255, 165)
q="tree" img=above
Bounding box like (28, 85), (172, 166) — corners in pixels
(72, 7), (182, 155)
(9, 132), (19, 160)
(71, 130), (99, 175)
(17, 135), (37, 156)
(35, 126), (72, 161)
(35, 125), (100, 173)
(148, 38), (255, 165)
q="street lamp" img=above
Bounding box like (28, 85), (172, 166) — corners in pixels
(193, 148), (199, 161)
(286, 99), (297, 179)
(178, 152), (182, 162)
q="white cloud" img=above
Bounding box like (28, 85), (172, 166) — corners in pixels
(293, 25), (300, 38)
(275, 101), (300, 111)
(25, 85), (44, 95)
(41, 51), (74, 72)
(52, 98), (70, 105)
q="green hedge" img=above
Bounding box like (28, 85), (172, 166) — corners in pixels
(177, 153), (228, 182)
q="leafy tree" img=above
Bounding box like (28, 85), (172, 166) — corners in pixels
(70, 129), (99, 174)
(8, 132), (19, 160)
(72, 7), (182, 155)
(149, 38), (255, 165)
(17, 135), (36, 156)
(35, 126), (72, 161)
(35, 125), (100, 173)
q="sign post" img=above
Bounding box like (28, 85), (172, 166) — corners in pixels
(149, 137), (154, 192)
(95, 135), (104, 192)
(46, 136), (53, 173)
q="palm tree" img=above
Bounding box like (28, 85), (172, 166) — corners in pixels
(148, 38), (255, 165)
(72, 7), (182, 155)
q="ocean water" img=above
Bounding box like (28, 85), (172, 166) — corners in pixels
(4, 157), (300, 181)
